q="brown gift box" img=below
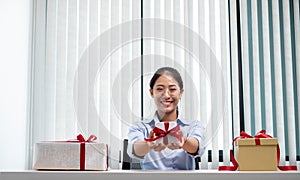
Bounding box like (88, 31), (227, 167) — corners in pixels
(235, 138), (278, 171)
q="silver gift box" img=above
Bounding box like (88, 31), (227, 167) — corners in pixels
(33, 142), (108, 170)
(155, 122), (181, 145)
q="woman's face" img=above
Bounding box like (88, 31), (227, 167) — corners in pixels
(150, 73), (183, 116)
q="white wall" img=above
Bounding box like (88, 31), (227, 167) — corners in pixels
(0, 0), (31, 170)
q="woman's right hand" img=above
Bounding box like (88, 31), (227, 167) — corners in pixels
(147, 130), (166, 152)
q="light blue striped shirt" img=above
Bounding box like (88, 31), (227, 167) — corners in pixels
(127, 112), (206, 170)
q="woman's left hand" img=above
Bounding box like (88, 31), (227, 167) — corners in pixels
(166, 130), (186, 150)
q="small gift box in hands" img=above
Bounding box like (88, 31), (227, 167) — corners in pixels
(145, 121), (182, 145)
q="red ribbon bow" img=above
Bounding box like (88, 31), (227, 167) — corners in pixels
(144, 122), (182, 145)
(232, 130), (272, 145)
(68, 134), (97, 170)
(219, 130), (297, 171)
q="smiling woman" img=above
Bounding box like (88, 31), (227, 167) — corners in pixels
(127, 67), (206, 170)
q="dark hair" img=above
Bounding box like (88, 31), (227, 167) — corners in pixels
(149, 67), (183, 90)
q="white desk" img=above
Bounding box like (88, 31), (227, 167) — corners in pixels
(1, 170), (300, 180)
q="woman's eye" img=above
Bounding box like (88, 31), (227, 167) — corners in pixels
(156, 88), (163, 91)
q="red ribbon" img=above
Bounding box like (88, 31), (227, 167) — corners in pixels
(67, 134), (97, 170)
(218, 130), (297, 171)
(218, 149), (238, 171)
(144, 122), (182, 144)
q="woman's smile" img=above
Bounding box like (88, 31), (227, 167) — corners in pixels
(160, 99), (174, 107)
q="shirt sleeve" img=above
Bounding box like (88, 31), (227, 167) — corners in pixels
(127, 121), (148, 160)
(186, 120), (206, 158)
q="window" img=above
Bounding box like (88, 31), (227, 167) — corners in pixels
(28, 0), (300, 170)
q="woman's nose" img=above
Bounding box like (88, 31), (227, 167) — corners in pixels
(163, 89), (171, 97)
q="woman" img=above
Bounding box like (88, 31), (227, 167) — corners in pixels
(127, 67), (205, 170)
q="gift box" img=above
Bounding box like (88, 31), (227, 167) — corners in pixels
(235, 138), (278, 171)
(33, 134), (108, 171)
(153, 122), (181, 145)
(219, 130), (297, 171)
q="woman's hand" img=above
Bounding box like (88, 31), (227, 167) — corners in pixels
(147, 130), (166, 152)
(166, 130), (186, 150)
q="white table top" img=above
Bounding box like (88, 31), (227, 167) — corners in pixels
(1, 170), (300, 180)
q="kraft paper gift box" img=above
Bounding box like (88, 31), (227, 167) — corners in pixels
(235, 138), (278, 171)
(154, 122), (181, 145)
(33, 135), (108, 171)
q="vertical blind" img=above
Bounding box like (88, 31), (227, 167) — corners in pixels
(236, 0), (300, 166)
(28, 0), (300, 169)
